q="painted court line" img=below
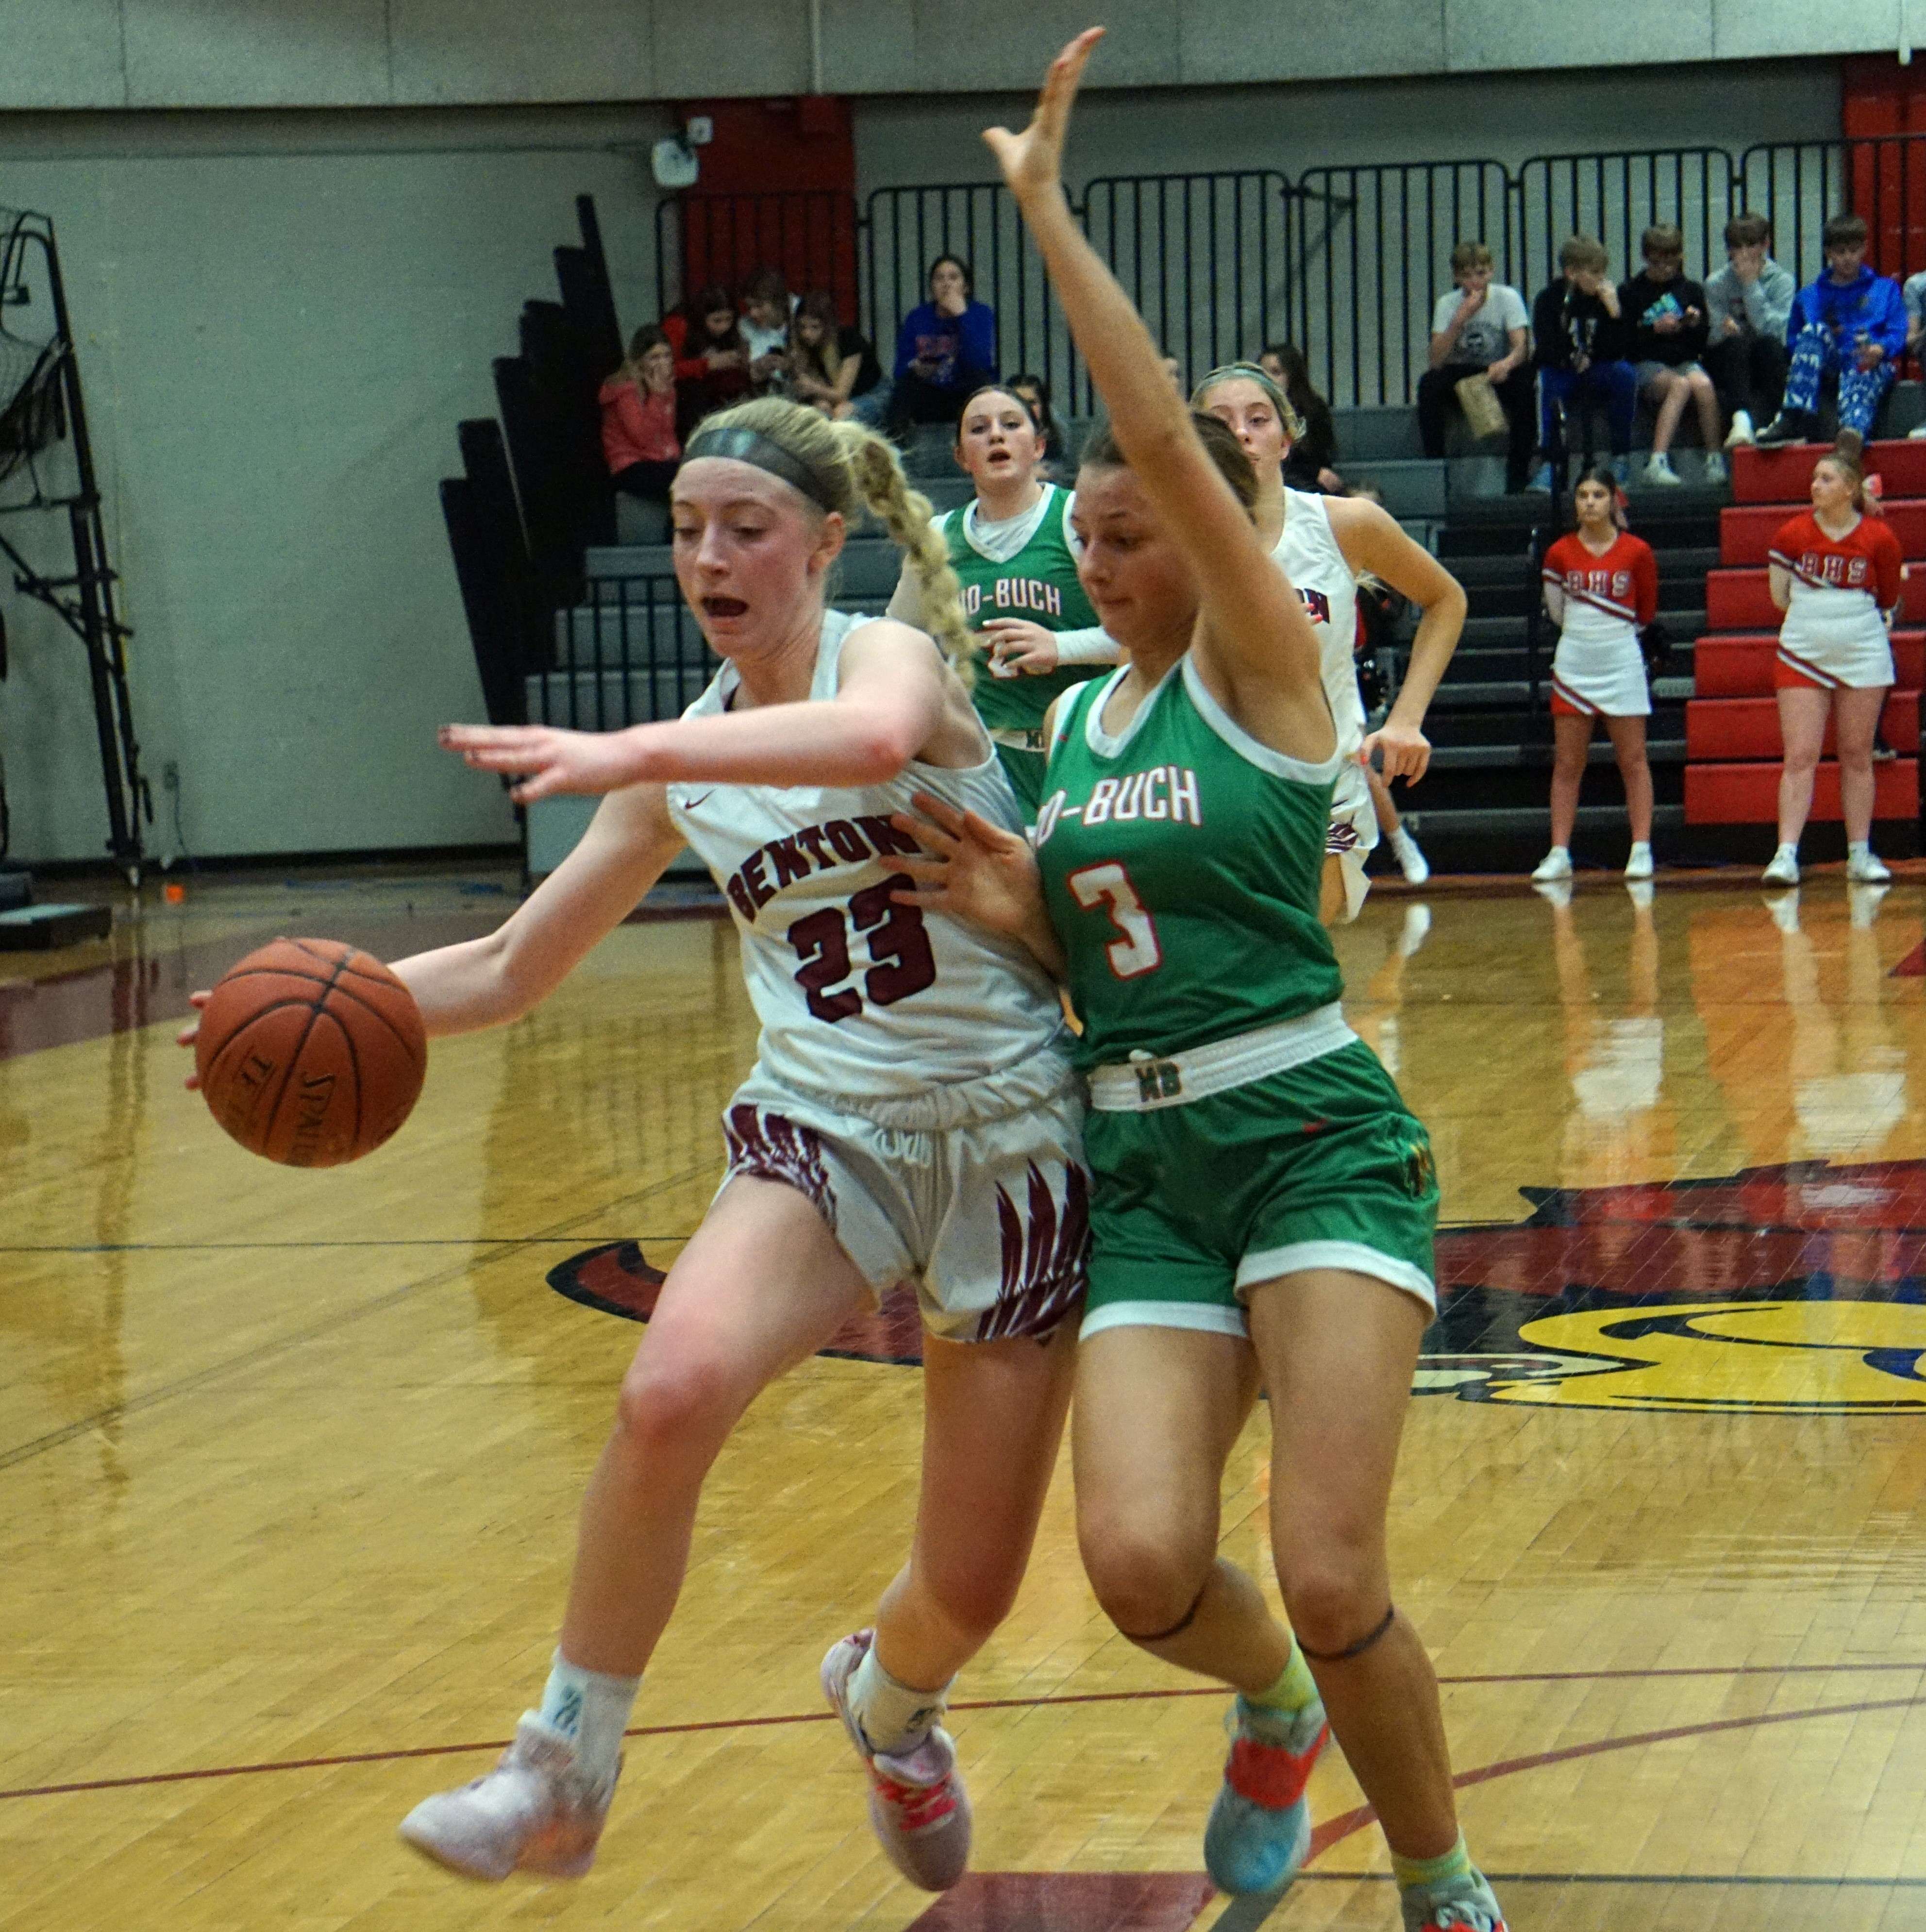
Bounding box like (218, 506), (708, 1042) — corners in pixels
(6, 1667), (1925, 1806)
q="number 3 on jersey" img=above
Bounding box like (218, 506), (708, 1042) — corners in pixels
(1067, 863), (1163, 979)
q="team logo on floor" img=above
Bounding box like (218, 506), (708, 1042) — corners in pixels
(1427, 1159), (1926, 1412)
(551, 1159), (1926, 1406)
(547, 1240), (927, 1364)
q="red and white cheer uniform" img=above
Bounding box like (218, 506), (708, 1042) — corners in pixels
(1543, 531), (1659, 718)
(1769, 511), (1904, 690)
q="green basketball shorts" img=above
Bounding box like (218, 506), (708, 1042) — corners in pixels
(1080, 1035), (1438, 1341)
(988, 734), (1048, 821)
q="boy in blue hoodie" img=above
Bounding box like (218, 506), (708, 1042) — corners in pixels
(1758, 213), (1906, 455)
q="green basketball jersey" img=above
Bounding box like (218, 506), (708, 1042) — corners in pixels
(940, 484), (1103, 738)
(1037, 657), (1345, 1069)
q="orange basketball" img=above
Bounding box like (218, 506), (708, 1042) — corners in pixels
(195, 938), (427, 1167)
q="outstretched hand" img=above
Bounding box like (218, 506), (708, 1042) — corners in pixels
(982, 27), (1104, 205)
(439, 723), (656, 803)
(888, 790), (1047, 941)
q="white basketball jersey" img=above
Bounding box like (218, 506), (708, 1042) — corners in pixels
(1272, 488), (1364, 760)
(666, 611), (1069, 1105)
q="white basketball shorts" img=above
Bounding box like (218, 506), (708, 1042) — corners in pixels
(716, 1051), (1089, 1344)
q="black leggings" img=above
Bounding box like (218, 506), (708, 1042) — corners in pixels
(1416, 360), (1537, 490)
(1704, 335), (1789, 423)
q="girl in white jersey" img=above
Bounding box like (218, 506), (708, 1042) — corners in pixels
(364, 399), (1088, 1894)
(1190, 363), (1467, 920)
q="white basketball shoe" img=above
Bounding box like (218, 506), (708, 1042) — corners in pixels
(399, 1714), (618, 1882)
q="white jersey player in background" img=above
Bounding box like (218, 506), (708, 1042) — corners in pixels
(1191, 365), (1467, 919)
(377, 399), (1089, 1894)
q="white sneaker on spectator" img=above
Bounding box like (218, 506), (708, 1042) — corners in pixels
(1643, 453), (1683, 486)
(1847, 848), (1892, 884)
(1703, 452), (1729, 485)
(399, 1715), (617, 1882)
(1390, 826), (1429, 883)
(1530, 847), (1573, 883)
(1624, 841), (1654, 880)
(1761, 845), (1800, 888)
(1725, 410), (1755, 448)
(1909, 422), (1926, 440)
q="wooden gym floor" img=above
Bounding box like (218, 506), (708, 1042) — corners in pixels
(9, 863), (1926, 1931)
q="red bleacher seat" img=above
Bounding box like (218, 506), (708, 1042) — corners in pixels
(1686, 691), (1921, 760)
(1685, 758), (1918, 823)
(1719, 499), (1926, 565)
(1693, 632), (1926, 696)
(1732, 439), (1926, 504)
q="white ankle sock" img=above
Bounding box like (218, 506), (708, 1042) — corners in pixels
(1849, 840), (1871, 862)
(848, 1644), (950, 1755)
(538, 1651), (639, 1789)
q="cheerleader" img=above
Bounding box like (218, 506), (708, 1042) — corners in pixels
(1762, 448), (1903, 887)
(1531, 466), (1659, 883)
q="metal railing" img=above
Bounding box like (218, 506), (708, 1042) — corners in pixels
(652, 132), (1926, 419)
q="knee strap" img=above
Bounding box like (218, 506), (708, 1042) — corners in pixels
(1299, 1602), (1396, 1663)
(1125, 1579), (1209, 1646)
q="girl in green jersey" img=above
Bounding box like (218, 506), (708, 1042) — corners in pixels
(896, 34), (1505, 1932)
(888, 384), (1118, 816)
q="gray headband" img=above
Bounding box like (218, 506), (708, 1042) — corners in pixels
(682, 424), (839, 513)
(1191, 362), (1306, 442)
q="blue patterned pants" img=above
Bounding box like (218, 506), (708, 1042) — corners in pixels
(1782, 324), (1895, 434)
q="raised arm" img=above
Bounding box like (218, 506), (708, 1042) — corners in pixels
(985, 32), (1325, 720)
(392, 782), (683, 1036)
(441, 620), (948, 802)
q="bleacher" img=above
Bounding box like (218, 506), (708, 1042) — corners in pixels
(443, 169), (1926, 879)
(1681, 437), (1926, 860)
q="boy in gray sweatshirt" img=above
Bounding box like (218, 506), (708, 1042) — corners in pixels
(1704, 212), (1796, 447)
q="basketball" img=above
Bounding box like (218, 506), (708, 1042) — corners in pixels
(195, 937), (427, 1166)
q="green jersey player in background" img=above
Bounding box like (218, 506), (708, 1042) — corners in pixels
(895, 32), (1507, 1932)
(889, 384), (1117, 816)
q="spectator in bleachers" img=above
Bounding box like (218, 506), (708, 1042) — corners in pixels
(673, 284), (752, 437)
(1531, 235), (1636, 491)
(598, 325), (680, 502)
(1622, 224), (1723, 486)
(1418, 240), (1536, 493)
(1904, 268), (1926, 437)
(1704, 213), (1795, 449)
(739, 266), (795, 393)
(1260, 341), (1344, 492)
(785, 290), (886, 423)
(1759, 214), (1906, 458)
(1532, 465), (1660, 884)
(891, 254), (997, 428)
(1006, 372), (1068, 471)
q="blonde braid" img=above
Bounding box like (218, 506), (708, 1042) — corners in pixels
(834, 420), (976, 687)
